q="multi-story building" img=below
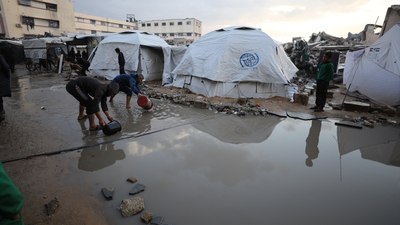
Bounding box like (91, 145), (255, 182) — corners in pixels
(74, 12), (138, 35)
(0, 0), (76, 38)
(138, 18), (202, 45)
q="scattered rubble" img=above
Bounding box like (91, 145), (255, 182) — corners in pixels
(126, 176), (138, 183)
(44, 197), (60, 216)
(141, 211), (153, 224)
(119, 197), (145, 217)
(101, 187), (114, 200)
(129, 183), (146, 195)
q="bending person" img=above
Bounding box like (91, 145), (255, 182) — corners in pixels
(109, 73), (144, 109)
(66, 77), (119, 131)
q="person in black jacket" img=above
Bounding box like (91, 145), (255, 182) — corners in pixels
(0, 53), (11, 122)
(115, 48), (125, 74)
(66, 77), (119, 131)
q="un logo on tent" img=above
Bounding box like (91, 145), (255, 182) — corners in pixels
(240, 53), (259, 68)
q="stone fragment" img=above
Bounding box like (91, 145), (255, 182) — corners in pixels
(101, 187), (114, 200)
(294, 93), (309, 105)
(141, 211), (153, 224)
(343, 101), (370, 112)
(129, 183), (145, 195)
(45, 197), (60, 216)
(126, 176), (138, 183)
(334, 121), (363, 129)
(150, 216), (164, 225)
(120, 197), (145, 217)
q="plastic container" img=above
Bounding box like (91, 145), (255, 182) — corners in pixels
(137, 95), (153, 110)
(102, 120), (121, 136)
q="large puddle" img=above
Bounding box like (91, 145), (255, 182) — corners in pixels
(7, 72), (400, 224)
(69, 103), (400, 225)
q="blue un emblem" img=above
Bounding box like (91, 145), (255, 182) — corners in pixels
(240, 53), (259, 68)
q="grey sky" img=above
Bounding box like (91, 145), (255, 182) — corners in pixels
(72, 0), (398, 42)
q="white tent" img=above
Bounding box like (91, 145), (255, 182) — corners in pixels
(163, 46), (187, 85)
(343, 23), (400, 106)
(171, 26), (298, 98)
(88, 31), (171, 81)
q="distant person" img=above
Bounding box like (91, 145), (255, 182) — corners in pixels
(76, 58), (90, 76)
(68, 48), (76, 63)
(115, 48), (125, 74)
(310, 51), (334, 112)
(0, 53), (11, 122)
(109, 73), (144, 109)
(305, 120), (321, 167)
(76, 50), (82, 60)
(0, 162), (25, 225)
(82, 50), (88, 60)
(66, 77), (119, 131)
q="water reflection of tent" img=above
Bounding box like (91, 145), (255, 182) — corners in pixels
(337, 125), (400, 167)
(193, 115), (282, 144)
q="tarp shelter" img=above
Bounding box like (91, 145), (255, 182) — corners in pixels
(343, 23), (400, 106)
(22, 37), (67, 60)
(172, 26), (298, 98)
(0, 39), (24, 67)
(163, 46), (187, 84)
(337, 125), (400, 167)
(66, 34), (110, 58)
(88, 31), (171, 81)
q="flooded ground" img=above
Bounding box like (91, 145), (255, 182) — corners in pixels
(1, 69), (399, 225)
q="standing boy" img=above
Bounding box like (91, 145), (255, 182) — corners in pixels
(311, 51), (334, 112)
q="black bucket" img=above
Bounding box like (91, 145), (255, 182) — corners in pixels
(102, 120), (121, 136)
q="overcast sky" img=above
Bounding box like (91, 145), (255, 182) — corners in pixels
(72, 0), (399, 43)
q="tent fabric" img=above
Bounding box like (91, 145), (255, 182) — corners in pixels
(163, 46), (187, 85)
(172, 26), (297, 98)
(88, 31), (171, 81)
(343, 23), (400, 106)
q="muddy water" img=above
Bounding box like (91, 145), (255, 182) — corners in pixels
(69, 102), (400, 225)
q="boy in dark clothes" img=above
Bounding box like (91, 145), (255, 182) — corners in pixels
(66, 77), (119, 131)
(115, 48), (125, 74)
(311, 51), (334, 112)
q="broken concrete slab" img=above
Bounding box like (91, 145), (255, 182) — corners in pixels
(129, 183), (145, 195)
(126, 176), (138, 183)
(150, 216), (164, 225)
(286, 111), (327, 120)
(266, 110), (287, 118)
(101, 187), (114, 200)
(334, 121), (363, 129)
(141, 211), (153, 224)
(343, 101), (370, 112)
(120, 197), (145, 217)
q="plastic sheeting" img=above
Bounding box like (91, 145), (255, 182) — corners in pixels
(343, 24), (400, 106)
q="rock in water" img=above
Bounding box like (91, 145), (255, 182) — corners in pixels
(120, 197), (145, 217)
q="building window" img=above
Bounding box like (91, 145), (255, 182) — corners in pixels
(91, 30), (97, 34)
(18, 0), (31, 6)
(162, 22), (166, 26)
(45, 3), (57, 11)
(127, 26), (131, 29)
(178, 22), (183, 25)
(77, 17), (84, 23)
(90, 20), (96, 24)
(170, 33), (175, 37)
(186, 21), (191, 25)
(49, 20), (59, 28)
(146, 23), (151, 27)
(178, 33), (183, 36)
(21, 16), (34, 27)
(169, 22), (174, 26)
(119, 24), (123, 28)
(187, 33), (192, 36)
(101, 21), (106, 26)
(141, 23), (146, 27)
(154, 23), (158, 26)
(162, 33), (167, 37)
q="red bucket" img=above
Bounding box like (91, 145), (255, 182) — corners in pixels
(137, 95), (153, 110)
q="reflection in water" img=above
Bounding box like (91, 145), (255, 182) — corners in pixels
(192, 114), (282, 144)
(305, 120), (321, 167)
(78, 142), (126, 171)
(337, 124), (400, 167)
